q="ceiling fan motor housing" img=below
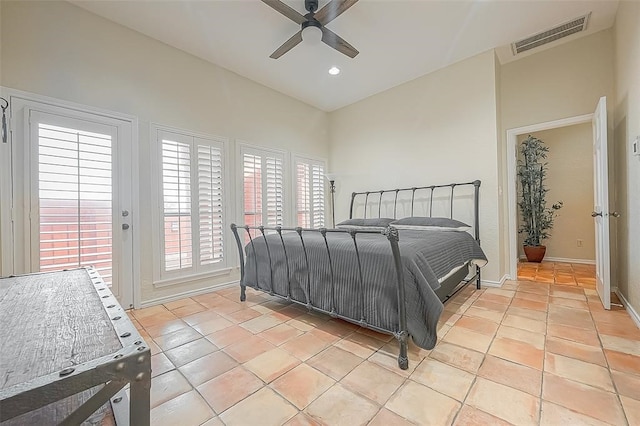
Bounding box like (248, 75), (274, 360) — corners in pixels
(305, 0), (319, 13)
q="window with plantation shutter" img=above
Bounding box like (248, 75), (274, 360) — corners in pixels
(240, 145), (285, 231)
(155, 128), (227, 280)
(294, 156), (326, 228)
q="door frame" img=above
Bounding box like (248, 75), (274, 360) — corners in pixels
(506, 113), (593, 280)
(0, 86), (141, 308)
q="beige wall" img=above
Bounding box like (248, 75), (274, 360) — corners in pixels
(0, 1), (329, 304)
(500, 30), (614, 276)
(516, 124), (595, 262)
(329, 51), (503, 284)
(501, 30), (615, 130)
(613, 1), (640, 316)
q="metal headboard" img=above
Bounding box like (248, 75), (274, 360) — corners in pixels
(349, 180), (481, 242)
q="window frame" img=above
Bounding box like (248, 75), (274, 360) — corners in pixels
(151, 124), (230, 286)
(292, 154), (327, 228)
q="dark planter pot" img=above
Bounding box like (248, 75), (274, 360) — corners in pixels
(523, 245), (546, 263)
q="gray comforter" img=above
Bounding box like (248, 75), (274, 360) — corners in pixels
(242, 228), (487, 349)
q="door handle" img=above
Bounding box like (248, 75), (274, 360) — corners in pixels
(591, 211), (602, 217)
(611, 211), (621, 218)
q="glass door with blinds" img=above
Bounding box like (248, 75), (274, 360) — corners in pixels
(28, 110), (133, 307)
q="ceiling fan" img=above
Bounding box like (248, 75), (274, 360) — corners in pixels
(262, 0), (359, 59)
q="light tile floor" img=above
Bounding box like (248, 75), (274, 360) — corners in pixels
(130, 279), (640, 425)
(517, 261), (596, 287)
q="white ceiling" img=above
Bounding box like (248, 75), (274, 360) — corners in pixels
(72, 0), (619, 112)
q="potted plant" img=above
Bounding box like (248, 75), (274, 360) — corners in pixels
(517, 135), (563, 262)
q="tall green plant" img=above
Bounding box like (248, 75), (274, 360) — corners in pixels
(517, 135), (563, 246)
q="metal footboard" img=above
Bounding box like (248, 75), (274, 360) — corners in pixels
(230, 224), (410, 370)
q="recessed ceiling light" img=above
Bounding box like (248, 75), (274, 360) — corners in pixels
(328, 67), (340, 76)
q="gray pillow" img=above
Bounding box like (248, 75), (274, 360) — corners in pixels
(390, 217), (471, 231)
(336, 218), (395, 229)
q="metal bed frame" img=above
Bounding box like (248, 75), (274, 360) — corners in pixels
(230, 180), (481, 370)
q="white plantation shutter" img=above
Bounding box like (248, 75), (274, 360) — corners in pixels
(294, 156), (325, 228)
(311, 163), (325, 227)
(296, 163), (311, 227)
(242, 153), (262, 227)
(241, 146), (285, 229)
(265, 156), (284, 226)
(37, 122), (114, 283)
(157, 129), (226, 278)
(161, 138), (192, 271)
(197, 142), (224, 265)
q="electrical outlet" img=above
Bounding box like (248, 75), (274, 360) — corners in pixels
(577, 239), (583, 247)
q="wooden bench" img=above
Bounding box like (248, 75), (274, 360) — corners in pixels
(0, 267), (150, 425)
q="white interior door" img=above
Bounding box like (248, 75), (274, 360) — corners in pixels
(28, 109), (133, 307)
(592, 96), (611, 310)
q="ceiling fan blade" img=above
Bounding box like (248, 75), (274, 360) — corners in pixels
(314, 0), (359, 26)
(261, 0), (306, 24)
(321, 27), (359, 58)
(270, 31), (303, 59)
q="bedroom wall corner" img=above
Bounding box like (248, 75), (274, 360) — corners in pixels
(613, 0), (640, 317)
(328, 50), (502, 284)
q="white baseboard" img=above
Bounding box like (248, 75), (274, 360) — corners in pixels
(138, 280), (240, 309)
(481, 275), (508, 288)
(615, 289), (640, 329)
(518, 255), (595, 265)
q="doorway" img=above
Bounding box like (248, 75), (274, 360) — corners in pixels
(506, 97), (613, 310)
(506, 113), (593, 280)
(515, 124), (596, 269)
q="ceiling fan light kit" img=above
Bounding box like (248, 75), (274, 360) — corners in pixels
(301, 22), (323, 44)
(263, 0), (359, 59)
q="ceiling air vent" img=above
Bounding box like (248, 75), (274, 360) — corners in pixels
(512, 12), (591, 55)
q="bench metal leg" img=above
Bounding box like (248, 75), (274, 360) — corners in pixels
(129, 363), (151, 425)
